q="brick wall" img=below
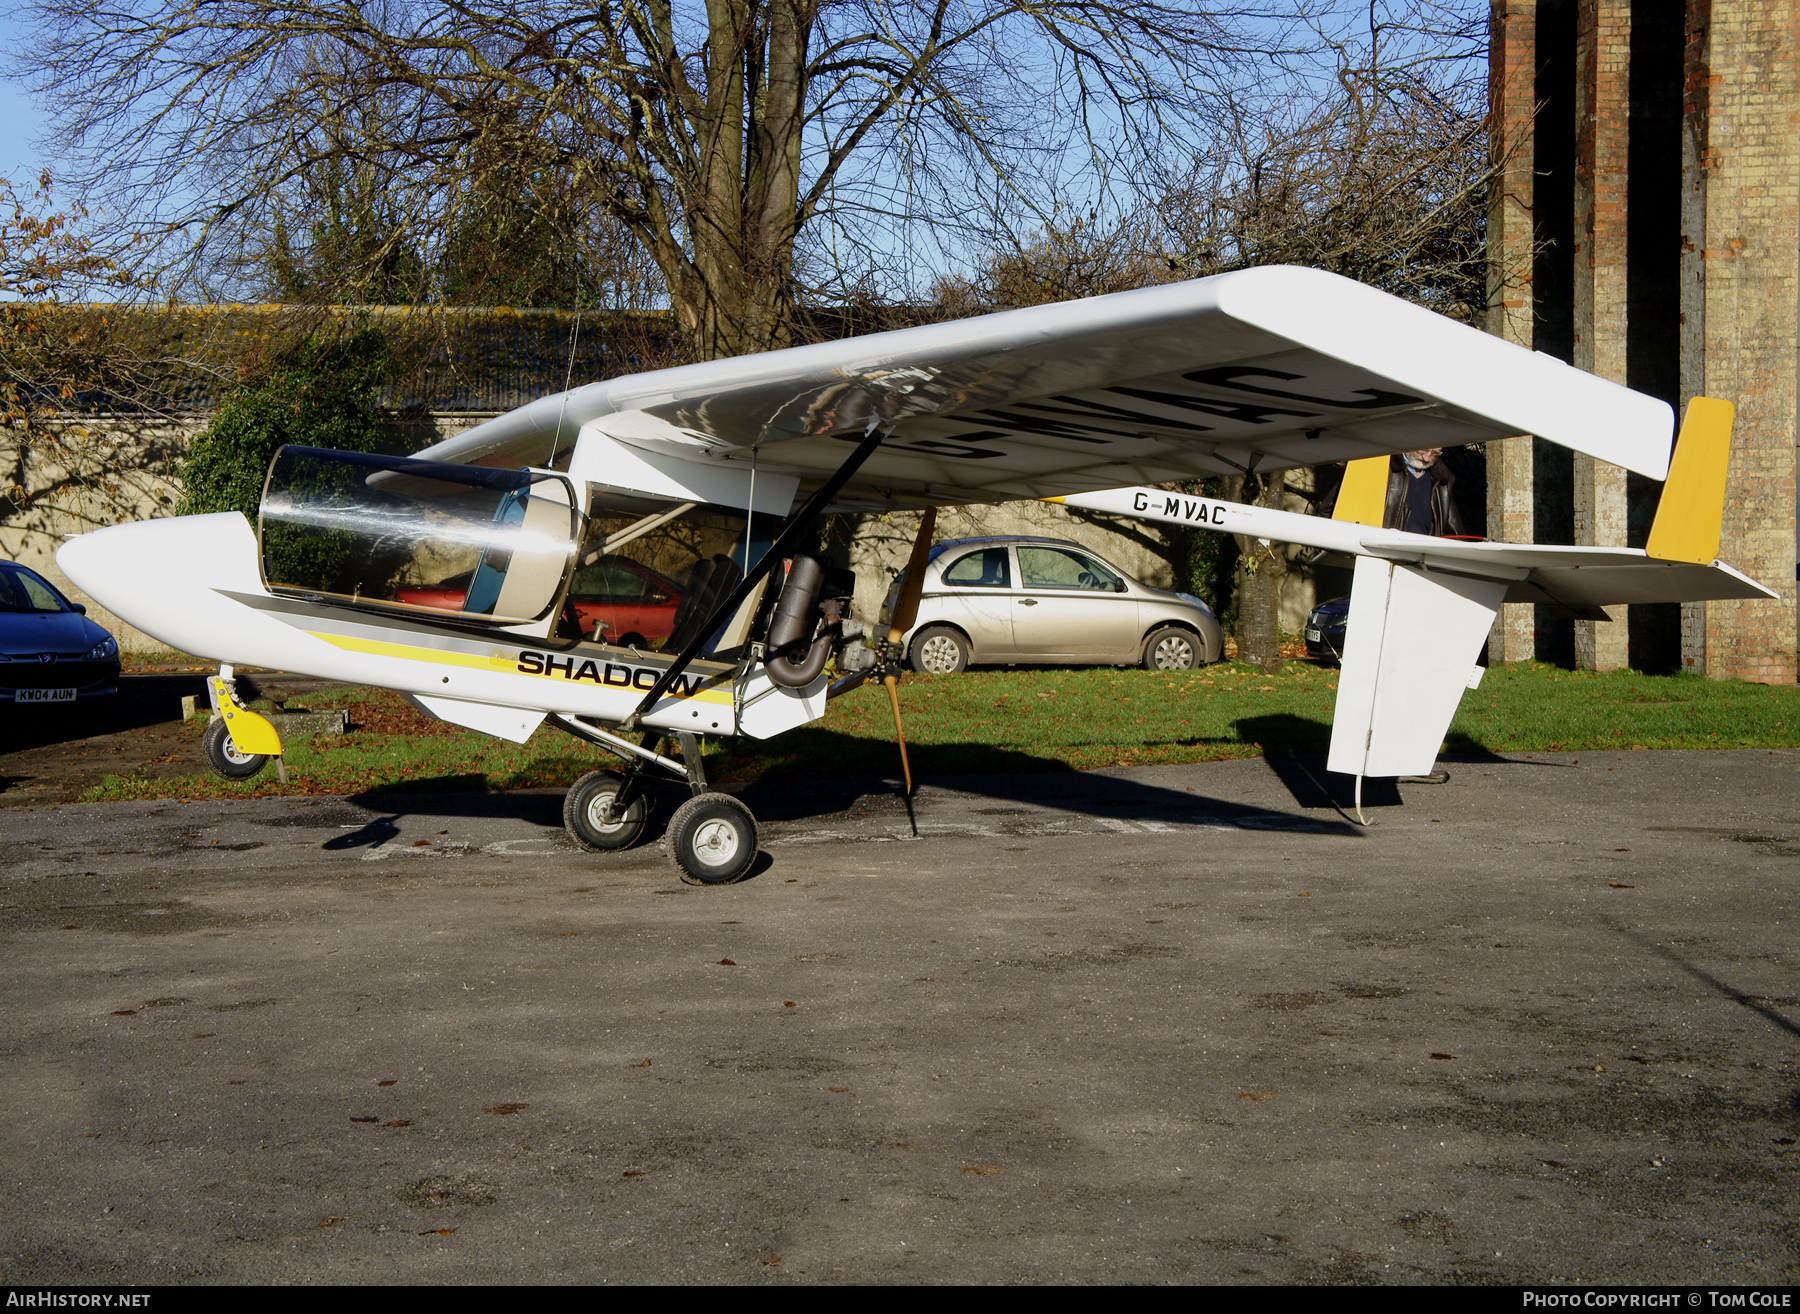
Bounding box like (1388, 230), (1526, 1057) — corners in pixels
(1680, 0), (1799, 684)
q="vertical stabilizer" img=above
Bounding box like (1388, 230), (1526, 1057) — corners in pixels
(1646, 397), (1734, 564)
(1332, 455), (1390, 527)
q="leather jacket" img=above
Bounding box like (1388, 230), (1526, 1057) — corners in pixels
(1383, 455), (1465, 536)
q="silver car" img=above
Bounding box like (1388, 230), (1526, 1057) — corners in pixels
(879, 536), (1223, 673)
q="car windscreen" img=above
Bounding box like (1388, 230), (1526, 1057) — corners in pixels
(0, 566), (67, 613)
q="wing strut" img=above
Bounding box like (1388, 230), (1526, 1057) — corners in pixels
(629, 427), (887, 723)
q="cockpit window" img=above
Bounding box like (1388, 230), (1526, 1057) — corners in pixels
(259, 446), (580, 625)
(570, 488), (780, 652)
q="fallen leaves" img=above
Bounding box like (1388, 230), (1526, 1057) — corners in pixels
(1610, 882), (1636, 889)
(630, 1059), (652, 1068)
(191, 1033), (216, 1040)
(715, 958), (737, 966)
(349, 1116), (380, 1123)
(1430, 1053), (1456, 1061)
(377, 1079), (396, 1087)
(418, 1228), (456, 1236)
(783, 1001), (796, 1008)
(110, 1009), (136, 1016)
(621, 1170), (644, 1178)
(314, 1217), (342, 1229)
(482, 1103), (529, 1115)
(826, 1087), (850, 1093)
(960, 1164), (1001, 1176)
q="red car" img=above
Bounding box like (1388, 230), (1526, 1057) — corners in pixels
(566, 556), (682, 647)
(394, 555), (682, 647)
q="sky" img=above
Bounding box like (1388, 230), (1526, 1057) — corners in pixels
(0, 13), (47, 185)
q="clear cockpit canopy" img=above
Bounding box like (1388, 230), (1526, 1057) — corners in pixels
(258, 446), (580, 626)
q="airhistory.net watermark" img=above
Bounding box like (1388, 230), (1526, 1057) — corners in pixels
(5, 1296), (152, 1308)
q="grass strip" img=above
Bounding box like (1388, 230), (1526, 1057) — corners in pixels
(79, 660), (1800, 802)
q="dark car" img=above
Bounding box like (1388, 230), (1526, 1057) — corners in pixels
(0, 561), (121, 705)
(1305, 595), (1349, 664)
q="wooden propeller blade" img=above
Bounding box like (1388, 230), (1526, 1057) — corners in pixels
(887, 507), (937, 646)
(885, 674), (912, 795)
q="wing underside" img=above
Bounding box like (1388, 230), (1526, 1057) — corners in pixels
(415, 267), (1675, 507)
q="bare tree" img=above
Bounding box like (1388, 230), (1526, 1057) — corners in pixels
(1160, 4), (1491, 320)
(0, 174), (213, 548)
(18, 0), (1306, 359)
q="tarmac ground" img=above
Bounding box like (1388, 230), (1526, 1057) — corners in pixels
(1, 748), (1797, 1284)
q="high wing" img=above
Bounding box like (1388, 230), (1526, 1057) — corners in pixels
(415, 266), (1675, 508)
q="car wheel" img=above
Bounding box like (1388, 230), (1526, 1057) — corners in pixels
(563, 770), (649, 852)
(664, 792), (759, 884)
(909, 625), (969, 675)
(202, 717), (269, 780)
(1143, 626), (1198, 671)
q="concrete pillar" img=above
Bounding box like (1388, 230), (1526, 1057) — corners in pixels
(1570, 0), (1632, 671)
(1486, 0), (1538, 664)
(1679, 0), (1799, 684)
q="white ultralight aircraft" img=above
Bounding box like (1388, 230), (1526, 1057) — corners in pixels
(56, 266), (1774, 881)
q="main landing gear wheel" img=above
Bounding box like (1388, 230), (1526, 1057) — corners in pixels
(563, 770), (649, 853)
(202, 717), (269, 780)
(1143, 626), (1198, 671)
(665, 792), (759, 884)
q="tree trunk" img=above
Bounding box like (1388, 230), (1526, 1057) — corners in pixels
(652, 0), (812, 361)
(1231, 473), (1287, 673)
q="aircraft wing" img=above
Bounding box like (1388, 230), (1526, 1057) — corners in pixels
(416, 266), (1675, 508)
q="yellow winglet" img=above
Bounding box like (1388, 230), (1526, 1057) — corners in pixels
(1646, 397), (1734, 564)
(209, 676), (283, 756)
(1332, 455), (1390, 527)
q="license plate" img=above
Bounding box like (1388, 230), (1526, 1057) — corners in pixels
(1306, 628), (1321, 642)
(16, 688), (76, 703)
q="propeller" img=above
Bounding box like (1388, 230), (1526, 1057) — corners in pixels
(883, 507), (937, 795)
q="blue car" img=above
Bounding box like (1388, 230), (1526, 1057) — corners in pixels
(1304, 595), (1349, 664)
(0, 561), (121, 706)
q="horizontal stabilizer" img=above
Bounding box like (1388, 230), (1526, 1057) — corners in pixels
(406, 694), (547, 744)
(1327, 556), (1507, 779)
(1051, 487), (1777, 610)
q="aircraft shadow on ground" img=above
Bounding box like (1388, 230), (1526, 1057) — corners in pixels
(326, 729), (1360, 841)
(723, 727), (1360, 838)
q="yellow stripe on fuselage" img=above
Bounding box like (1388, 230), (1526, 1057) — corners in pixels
(308, 632), (736, 704)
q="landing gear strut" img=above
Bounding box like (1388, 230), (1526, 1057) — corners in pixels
(550, 717), (759, 882)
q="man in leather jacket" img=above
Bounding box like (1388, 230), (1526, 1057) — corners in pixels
(1384, 448), (1466, 536)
